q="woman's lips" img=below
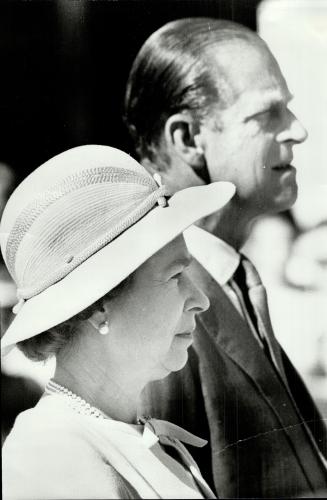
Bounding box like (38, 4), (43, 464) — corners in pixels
(175, 332), (193, 339)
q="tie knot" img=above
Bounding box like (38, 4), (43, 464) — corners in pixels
(239, 255), (262, 289)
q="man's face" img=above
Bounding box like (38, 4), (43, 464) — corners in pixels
(198, 41), (308, 215)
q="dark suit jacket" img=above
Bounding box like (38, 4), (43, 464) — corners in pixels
(141, 259), (327, 498)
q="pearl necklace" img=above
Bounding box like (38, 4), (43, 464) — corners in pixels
(45, 379), (108, 420)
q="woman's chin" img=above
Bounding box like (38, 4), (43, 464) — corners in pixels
(158, 349), (190, 378)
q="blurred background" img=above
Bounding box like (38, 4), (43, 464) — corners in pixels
(1, 0), (326, 443)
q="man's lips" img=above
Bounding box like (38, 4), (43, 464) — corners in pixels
(271, 163), (295, 171)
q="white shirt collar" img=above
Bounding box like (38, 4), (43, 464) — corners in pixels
(183, 225), (240, 285)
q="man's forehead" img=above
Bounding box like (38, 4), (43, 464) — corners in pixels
(211, 40), (292, 113)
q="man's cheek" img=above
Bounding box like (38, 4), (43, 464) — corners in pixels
(246, 120), (263, 138)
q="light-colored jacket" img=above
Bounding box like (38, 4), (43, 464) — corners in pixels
(3, 394), (216, 499)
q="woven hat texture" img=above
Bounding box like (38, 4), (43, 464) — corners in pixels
(1, 145), (166, 304)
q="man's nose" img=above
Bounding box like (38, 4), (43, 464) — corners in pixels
(184, 274), (210, 313)
(276, 110), (308, 144)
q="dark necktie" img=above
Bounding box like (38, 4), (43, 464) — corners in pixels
(233, 255), (288, 383)
(234, 258), (327, 465)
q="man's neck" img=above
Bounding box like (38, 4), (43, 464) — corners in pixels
(141, 155), (256, 249)
(141, 156), (206, 196)
(199, 202), (255, 251)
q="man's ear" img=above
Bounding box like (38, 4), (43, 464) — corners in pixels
(164, 114), (205, 168)
(164, 113), (211, 184)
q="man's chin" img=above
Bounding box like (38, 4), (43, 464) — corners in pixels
(277, 188), (298, 212)
(267, 183), (298, 214)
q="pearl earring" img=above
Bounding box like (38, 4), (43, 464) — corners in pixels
(196, 146), (204, 155)
(98, 321), (109, 335)
(88, 318), (109, 335)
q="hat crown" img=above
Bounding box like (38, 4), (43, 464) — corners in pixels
(0, 146), (165, 301)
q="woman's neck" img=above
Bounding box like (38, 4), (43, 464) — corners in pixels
(54, 354), (143, 424)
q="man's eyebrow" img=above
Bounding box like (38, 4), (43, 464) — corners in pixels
(243, 90), (294, 119)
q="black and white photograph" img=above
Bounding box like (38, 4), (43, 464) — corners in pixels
(1, 0), (326, 498)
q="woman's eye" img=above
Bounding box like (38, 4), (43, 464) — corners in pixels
(170, 271), (183, 281)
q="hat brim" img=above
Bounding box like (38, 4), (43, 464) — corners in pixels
(1, 181), (235, 355)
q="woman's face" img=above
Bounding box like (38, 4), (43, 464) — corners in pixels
(105, 235), (209, 382)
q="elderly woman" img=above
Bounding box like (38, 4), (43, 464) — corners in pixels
(1, 145), (235, 499)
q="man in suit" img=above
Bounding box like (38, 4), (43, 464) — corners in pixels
(124, 18), (327, 498)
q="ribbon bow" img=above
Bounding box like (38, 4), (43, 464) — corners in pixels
(153, 173), (167, 207)
(12, 295), (26, 314)
(137, 416), (207, 448)
(137, 416), (217, 499)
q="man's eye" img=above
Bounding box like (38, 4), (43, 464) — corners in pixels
(269, 105), (281, 120)
(254, 105), (281, 122)
(255, 110), (271, 120)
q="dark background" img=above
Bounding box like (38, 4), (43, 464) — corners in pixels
(0, 0), (259, 183)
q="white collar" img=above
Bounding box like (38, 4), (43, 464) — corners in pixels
(183, 225), (240, 285)
(41, 393), (207, 449)
(36, 395), (213, 499)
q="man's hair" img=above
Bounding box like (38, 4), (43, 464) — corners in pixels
(17, 276), (133, 362)
(124, 18), (259, 162)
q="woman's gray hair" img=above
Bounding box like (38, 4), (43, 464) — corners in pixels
(17, 276), (133, 362)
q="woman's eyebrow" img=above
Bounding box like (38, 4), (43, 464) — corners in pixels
(176, 256), (192, 267)
(165, 256), (192, 273)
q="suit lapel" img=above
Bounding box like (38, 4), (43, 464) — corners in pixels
(189, 259), (305, 426)
(190, 258), (327, 483)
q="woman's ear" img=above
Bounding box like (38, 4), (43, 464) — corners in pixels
(164, 114), (205, 168)
(87, 306), (108, 332)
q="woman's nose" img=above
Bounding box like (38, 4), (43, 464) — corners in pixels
(276, 110), (308, 144)
(184, 274), (210, 313)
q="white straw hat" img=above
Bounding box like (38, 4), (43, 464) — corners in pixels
(0, 145), (235, 355)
